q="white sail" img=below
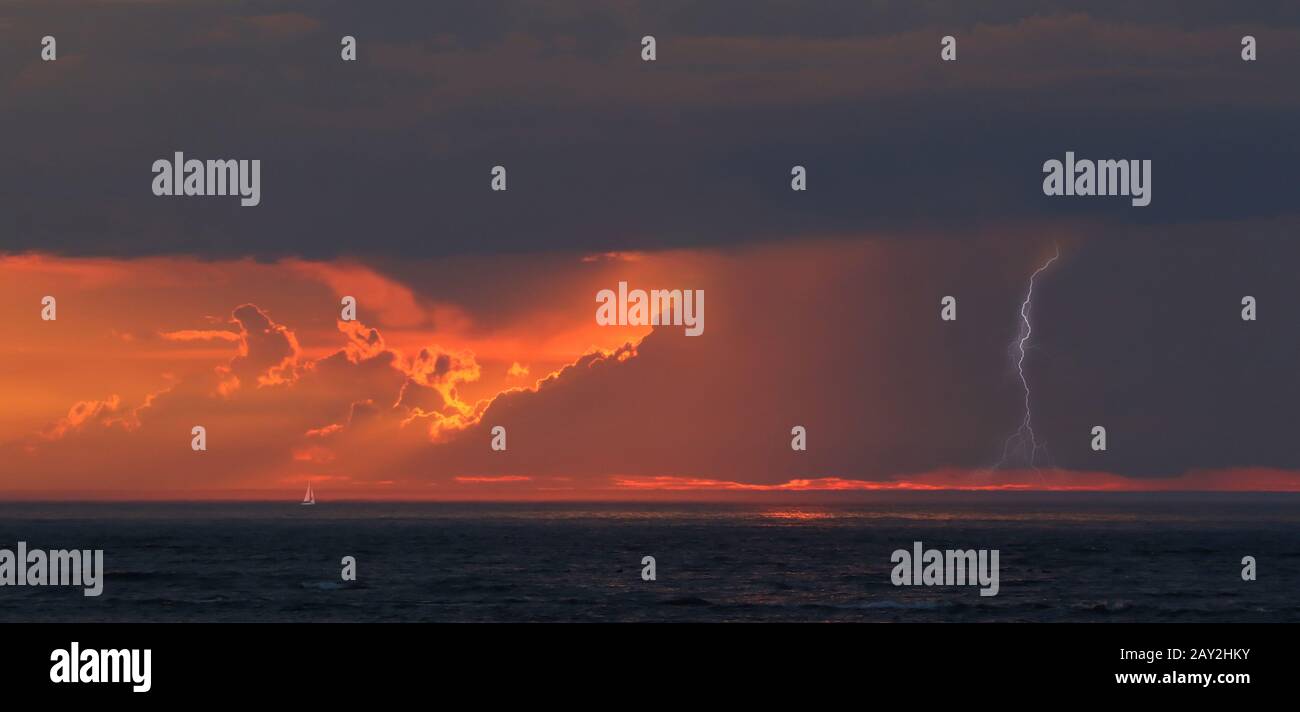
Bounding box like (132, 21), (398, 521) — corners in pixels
(301, 482), (315, 505)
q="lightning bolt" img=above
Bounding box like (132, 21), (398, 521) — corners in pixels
(994, 242), (1060, 472)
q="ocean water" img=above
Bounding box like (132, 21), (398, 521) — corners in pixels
(0, 493), (1296, 622)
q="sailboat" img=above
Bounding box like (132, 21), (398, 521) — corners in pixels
(301, 481), (316, 506)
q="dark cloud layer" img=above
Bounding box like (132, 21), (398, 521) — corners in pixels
(2, 1), (1299, 258)
(373, 233), (1300, 483)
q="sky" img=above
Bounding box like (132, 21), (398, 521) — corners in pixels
(1, 1), (1298, 498)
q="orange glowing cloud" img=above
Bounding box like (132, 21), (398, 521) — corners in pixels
(286, 260), (432, 328)
(160, 329), (242, 342)
(0, 249), (672, 496)
(2, 244), (1298, 500)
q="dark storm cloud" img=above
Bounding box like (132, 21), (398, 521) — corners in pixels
(371, 231), (1300, 482)
(1033, 227), (1300, 476)
(2, 1), (1299, 258)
